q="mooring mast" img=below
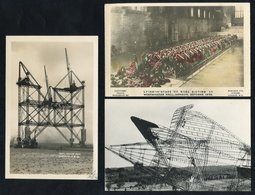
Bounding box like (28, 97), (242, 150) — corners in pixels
(16, 49), (86, 148)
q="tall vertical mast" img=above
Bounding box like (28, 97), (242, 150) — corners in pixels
(44, 66), (49, 90)
(65, 48), (72, 87)
(65, 48), (74, 146)
(44, 65), (51, 100)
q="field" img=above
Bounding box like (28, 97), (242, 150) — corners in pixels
(10, 146), (93, 175)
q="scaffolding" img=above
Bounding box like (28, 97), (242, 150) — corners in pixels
(16, 49), (86, 148)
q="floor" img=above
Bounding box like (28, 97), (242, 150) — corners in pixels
(182, 41), (244, 87)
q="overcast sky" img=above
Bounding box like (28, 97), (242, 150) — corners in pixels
(105, 99), (250, 168)
(6, 36), (97, 145)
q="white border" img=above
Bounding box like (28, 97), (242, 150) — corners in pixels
(105, 3), (250, 97)
(5, 36), (98, 180)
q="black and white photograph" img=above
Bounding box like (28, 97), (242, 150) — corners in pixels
(105, 3), (250, 96)
(5, 36), (98, 179)
(105, 99), (250, 191)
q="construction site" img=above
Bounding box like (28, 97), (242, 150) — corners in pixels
(105, 103), (251, 191)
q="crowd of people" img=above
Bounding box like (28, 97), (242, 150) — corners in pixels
(111, 35), (237, 87)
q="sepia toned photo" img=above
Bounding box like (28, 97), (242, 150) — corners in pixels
(105, 99), (251, 191)
(5, 36), (98, 179)
(105, 3), (250, 96)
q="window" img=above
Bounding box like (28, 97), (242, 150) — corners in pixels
(204, 10), (206, 18)
(235, 6), (244, 18)
(191, 8), (194, 17)
(198, 9), (200, 18)
(209, 11), (211, 19)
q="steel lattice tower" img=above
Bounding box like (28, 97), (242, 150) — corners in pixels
(16, 50), (86, 148)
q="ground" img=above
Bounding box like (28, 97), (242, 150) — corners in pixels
(182, 41), (243, 87)
(106, 179), (251, 191)
(10, 147), (93, 175)
(105, 165), (251, 191)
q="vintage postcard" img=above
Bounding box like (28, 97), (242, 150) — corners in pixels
(105, 3), (250, 96)
(105, 99), (251, 191)
(6, 36), (98, 179)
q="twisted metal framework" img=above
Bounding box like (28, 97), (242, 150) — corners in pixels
(16, 51), (86, 148)
(106, 105), (251, 190)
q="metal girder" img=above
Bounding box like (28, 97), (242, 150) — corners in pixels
(17, 60), (86, 147)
